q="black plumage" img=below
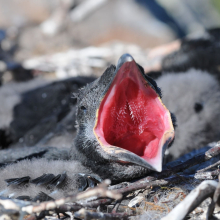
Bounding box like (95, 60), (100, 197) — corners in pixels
(5, 176), (30, 187)
(162, 28), (220, 81)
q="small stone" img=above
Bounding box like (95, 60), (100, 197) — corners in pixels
(128, 195), (145, 208)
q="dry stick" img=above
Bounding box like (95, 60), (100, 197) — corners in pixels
(195, 169), (220, 180)
(207, 176), (220, 218)
(83, 176), (184, 208)
(0, 199), (84, 220)
(80, 198), (113, 208)
(108, 182), (130, 191)
(117, 176), (181, 195)
(161, 180), (218, 220)
(21, 180), (121, 215)
(111, 201), (121, 214)
(55, 203), (84, 212)
(24, 204), (83, 220)
(75, 208), (131, 220)
(197, 160), (220, 173)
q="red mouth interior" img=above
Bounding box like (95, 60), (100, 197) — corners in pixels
(94, 61), (168, 160)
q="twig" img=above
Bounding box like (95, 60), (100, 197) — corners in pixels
(24, 204), (82, 220)
(0, 198), (30, 211)
(22, 180), (121, 214)
(195, 169), (220, 180)
(197, 160), (220, 173)
(111, 200), (121, 214)
(108, 182), (130, 190)
(74, 208), (131, 220)
(207, 176), (220, 218)
(55, 203), (84, 212)
(117, 176), (181, 195)
(84, 175), (187, 208)
(161, 180), (218, 220)
(80, 198), (113, 208)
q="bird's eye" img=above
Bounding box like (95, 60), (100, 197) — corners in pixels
(80, 106), (87, 112)
(194, 102), (203, 113)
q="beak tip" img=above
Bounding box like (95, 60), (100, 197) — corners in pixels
(155, 167), (162, 172)
(151, 162), (162, 172)
(117, 53), (134, 69)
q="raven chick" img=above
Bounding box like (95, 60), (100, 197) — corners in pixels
(0, 54), (175, 198)
(71, 53), (175, 182)
(157, 69), (220, 159)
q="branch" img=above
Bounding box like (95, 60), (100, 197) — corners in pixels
(117, 176), (181, 195)
(80, 198), (113, 208)
(207, 176), (220, 218)
(84, 175), (189, 208)
(197, 160), (220, 173)
(194, 169), (220, 180)
(161, 180), (218, 220)
(21, 180), (121, 214)
(74, 208), (132, 220)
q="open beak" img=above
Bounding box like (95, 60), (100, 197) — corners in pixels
(94, 54), (174, 172)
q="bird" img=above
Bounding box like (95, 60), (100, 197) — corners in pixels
(70, 53), (175, 182)
(0, 76), (95, 149)
(157, 69), (220, 160)
(0, 53), (176, 199)
(155, 28), (220, 160)
(162, 28), (220, 79)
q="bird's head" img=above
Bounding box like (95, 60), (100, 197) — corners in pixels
(74, 54), (175, 180)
